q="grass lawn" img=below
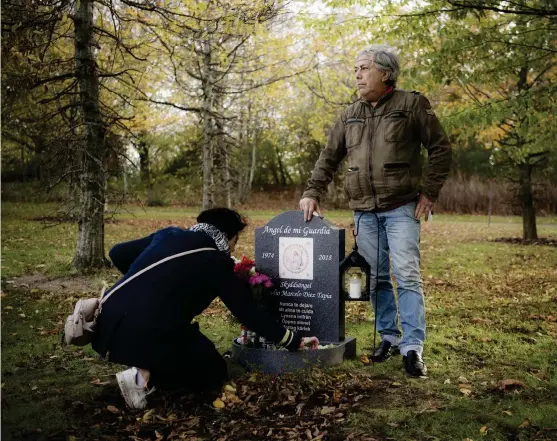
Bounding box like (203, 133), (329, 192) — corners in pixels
(2, 202), (556, 441)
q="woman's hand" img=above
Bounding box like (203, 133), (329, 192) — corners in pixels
(300, 336), (319, 350)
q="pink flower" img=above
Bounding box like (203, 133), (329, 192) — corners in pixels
(248, 272), (273, 288)
(248, 274), (261, 286)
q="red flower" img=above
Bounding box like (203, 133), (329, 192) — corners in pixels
(234, 255), (256, 281)
(234, 256), (254, 272)
(241, 256), (255, 267)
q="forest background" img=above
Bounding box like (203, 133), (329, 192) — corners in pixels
(2, 0), (556, 271)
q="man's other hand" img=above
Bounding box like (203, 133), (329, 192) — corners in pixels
(415, 193), (434, 220)
(299, 198), (322, 222)
(300, 336), (319, 350)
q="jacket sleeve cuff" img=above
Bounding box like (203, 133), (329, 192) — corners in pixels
(421, 190), (437, 202)
(301, 190), (321, 204)
(278, 329), (302, 352)
(421, 185), (440, 203)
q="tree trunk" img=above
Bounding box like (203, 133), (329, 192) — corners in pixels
(237, 125), (258, 205)
(123, 170), (128, 202)
(33, 138), (44, 182)
(138, 137), (150, 184)
(201, 40), (215, 210)
(238, 106), (247, 202)
(224, 148), (232, 208)
(519, 162), (538, 240)
(275, 145), (289, 185)
(328, 180), (339, 208)
(137, 136), (155, 205)
(270, 160), (280, 186)
(516, 66), (537, 241)
(73, 0), (107, 271)
(213, 114), (231, 208)
(20, 145), (25, 182)
(246, 128), (258, 200)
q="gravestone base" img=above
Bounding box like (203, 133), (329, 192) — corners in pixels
(231, 337), (356, 374)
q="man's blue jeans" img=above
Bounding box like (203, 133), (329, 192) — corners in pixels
(354, 201), (425, 356)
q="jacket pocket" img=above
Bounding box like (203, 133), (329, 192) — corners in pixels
(345, 167), (363, 199)
(383, 163), (412, 194)
(383, 111), (410, 142)
(345, 118), (365, 148)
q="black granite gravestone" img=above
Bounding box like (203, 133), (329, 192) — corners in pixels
(254, 211), (346, 341)
(231, 211), (356, 373)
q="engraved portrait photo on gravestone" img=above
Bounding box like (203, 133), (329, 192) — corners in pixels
(279, 237), (313, 280)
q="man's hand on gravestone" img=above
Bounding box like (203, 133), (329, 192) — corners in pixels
(300, 336), (319, 350)
(299, 198), (322, 222)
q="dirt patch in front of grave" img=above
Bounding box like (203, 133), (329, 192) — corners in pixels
(6, 273), (100, 295)
(493, 237), (557, 247)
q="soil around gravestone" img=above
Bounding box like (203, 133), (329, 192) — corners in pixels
(74, 369), (388, 441)
(6, 273), (99, 294)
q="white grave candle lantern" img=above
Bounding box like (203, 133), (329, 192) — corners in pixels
(349, 276), (362, 299)
(340, 248), (370, 302)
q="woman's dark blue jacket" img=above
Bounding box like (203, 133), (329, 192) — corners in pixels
(92, 226), (287, 370)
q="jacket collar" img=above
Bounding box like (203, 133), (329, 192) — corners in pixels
(361, 86), (395, 109)
(190, 223), (230, 255)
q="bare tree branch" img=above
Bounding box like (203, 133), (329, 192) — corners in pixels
(447, 0), (557, 17)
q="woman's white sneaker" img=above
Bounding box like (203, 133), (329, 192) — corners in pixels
(116, 367), (154, 409)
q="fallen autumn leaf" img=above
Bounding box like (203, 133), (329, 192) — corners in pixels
(213, 399), (225, 409)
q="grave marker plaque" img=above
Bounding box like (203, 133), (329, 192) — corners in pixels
(255, 211), (346, 342)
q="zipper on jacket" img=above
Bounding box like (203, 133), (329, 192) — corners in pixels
(361, 89), (396, 209)
(369, 165), (378, 208)
(368, 105), (378, 208)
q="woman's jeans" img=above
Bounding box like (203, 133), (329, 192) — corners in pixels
(354, 201), (425, 356)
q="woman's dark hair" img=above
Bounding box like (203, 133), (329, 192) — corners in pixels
(197, 208), (248, 239)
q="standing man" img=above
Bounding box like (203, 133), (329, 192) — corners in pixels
(299, 45), (451, 377)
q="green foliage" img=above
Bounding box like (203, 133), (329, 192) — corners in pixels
(412, 2), (556, 165)
(450, 140), (495, 177)
(3, 0), (557, 246)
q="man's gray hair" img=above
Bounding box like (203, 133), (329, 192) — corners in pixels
(358, 44), (400, 86)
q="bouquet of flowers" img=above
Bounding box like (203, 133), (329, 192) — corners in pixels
(232, 255), (276, 347)
(232, 255), (273, 307)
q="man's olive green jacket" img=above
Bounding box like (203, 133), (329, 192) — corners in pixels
(302, 89), (451, 211)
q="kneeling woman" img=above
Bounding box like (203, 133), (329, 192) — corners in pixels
(92, 208), (318, 409)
